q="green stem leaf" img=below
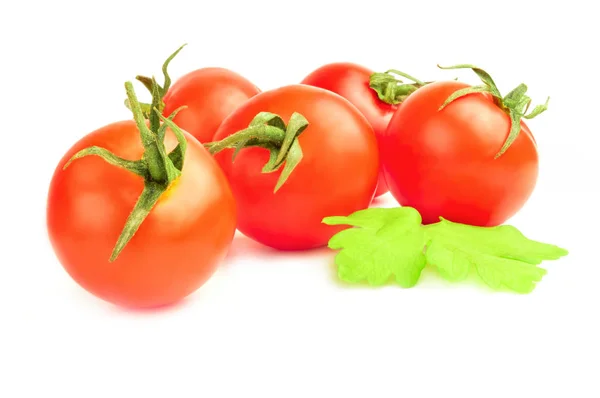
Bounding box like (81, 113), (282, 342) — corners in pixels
(206, 112), (291, 155)
(64, 146), (148, 177)
(369, 69), (427, 105)
(438, 84), (493, 111)
(205, 112), (309, 192)
(260, 143), (283, 172)
(250, 111), (287, 129)
(495, 109), (523, 159)
(273, 139), (303, 192)
(154, 106), (188, 172)
(503, 83), (529, 107)
(125, 81), (165, 181)
(205, 124), (285, 154)
(438, 64), (502, 98)
(150, 134), (180, 184)
(274, 112), (309, 166)
(523, 96), (550, 119)
(125, 81), (182, 183)
(437, 64), (549, 158)
(149, 77), (162, 134)
(110, 181), (167, 262)
(385, 69), (426, 85)
(122, 79), (177, 156)
(126, 44), (187, 116)
(156, 105), (186, 142)
(162, 43), (187, 95)
(67, 79), (189, 262)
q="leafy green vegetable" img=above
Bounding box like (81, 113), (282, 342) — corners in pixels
(323, 207), (568, 293)
(325, 207), (427, 287)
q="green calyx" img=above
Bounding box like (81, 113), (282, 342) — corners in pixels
(369, 69), (428, 105)
(204, 112), (309, 193)
(437, 64), (550, 159)
(124, 43), (187, 118)
(64, 80), (188, 262)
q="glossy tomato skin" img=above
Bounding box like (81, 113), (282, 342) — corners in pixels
(301, 62), (397, 197)
(163, 67), (260, 143)
(212, 84), (379, 250)
(47, 121), (237, 308)
(381, 80), (539, 226)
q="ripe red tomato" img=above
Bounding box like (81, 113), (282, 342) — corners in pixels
(210, 84), (379, 250)
(47, 115), (237, 308)
(163, 67), (260, 143)
(381, 78), (540, 227)
(301, 63), (425, 198)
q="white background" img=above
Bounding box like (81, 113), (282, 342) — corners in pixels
(2, 0), (598, 397)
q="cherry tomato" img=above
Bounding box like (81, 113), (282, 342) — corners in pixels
(301, 63), (424, 198)
(47, 119), (237, 308)
(211, 84), (379, 250)
(381, 79), (540, 226)
(162, 67), (260, 143)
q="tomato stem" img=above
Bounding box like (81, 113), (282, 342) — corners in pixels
(63, 79), (189, 262)
(206, 125), (287, 154)
(369, 69), (428, 105)
(437, 64), (549, 158)
(205, 112), (309, 192)
(125, 81), (174, 183)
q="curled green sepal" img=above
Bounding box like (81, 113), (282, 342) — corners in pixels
(125, 81), (179, 183)
(438, 84), (498, 111)
(63, 79), (188, 262)
(205, 112), (309, 193)
(63, 146), (148, 177)
(437, 64), (549, 158)
(124, 43), (188, 116)
(155, 106), (188, 170)
(369, 69), (428, 105)
(108, 181), (165, 261)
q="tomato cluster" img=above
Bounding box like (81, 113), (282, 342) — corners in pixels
(47, 45), (548, 308)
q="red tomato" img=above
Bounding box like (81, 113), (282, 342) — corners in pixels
(301, 63), (420, 198)
(381, 80), (539, 226)
(211, 84), (379, 250)
(47, 120), (237, 308)
(163, 67), (260, 143)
